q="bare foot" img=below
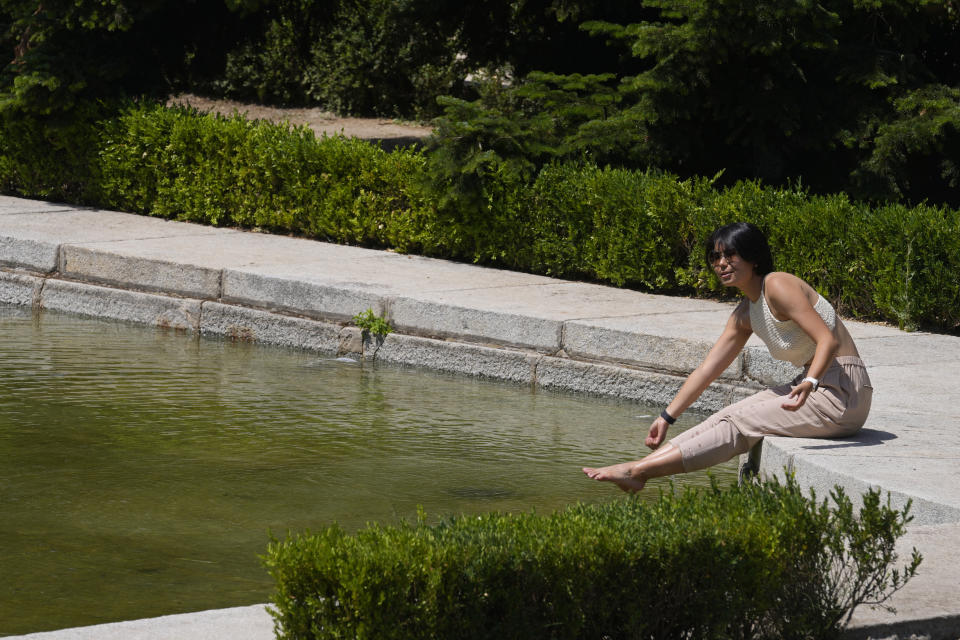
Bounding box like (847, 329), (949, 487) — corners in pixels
(582, 462), (646, 493)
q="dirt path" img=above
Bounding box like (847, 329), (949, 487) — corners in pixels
(166, 93), (433, 147)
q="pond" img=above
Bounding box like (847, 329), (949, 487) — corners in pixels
(0, 306), (736, 635)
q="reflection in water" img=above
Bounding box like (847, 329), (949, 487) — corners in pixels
(0, 306), (736, 635)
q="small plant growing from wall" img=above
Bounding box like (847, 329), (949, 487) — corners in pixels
(351, 309), (393, 359)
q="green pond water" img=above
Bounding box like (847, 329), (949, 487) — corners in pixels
(0, 306), (736, 636)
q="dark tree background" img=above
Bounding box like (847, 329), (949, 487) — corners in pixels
(2, 0), (957, 204)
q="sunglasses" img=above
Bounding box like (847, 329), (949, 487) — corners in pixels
(708, 248), (739, 265)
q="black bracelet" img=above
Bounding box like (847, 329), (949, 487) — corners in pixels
(660, 409), (676, 425)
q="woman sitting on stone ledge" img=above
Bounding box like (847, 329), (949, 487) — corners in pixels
(583, 222), (872, 492)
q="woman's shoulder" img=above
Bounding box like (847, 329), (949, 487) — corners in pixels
(763, 272), (812, 298)
(763, 272), (819, 312)
(763, 271), (805, 289)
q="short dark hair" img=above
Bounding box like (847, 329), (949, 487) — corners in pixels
(705, 222), (774, 275)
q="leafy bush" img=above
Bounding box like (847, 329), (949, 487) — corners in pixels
(301, 0), (466, 118)
(264, 478), (920, 640)
(0, 104), (104, 202)
(214, 7), (308, 106)
(95, 102), (434, 251)
(856, 202), (960, 331)
(211, 0), (470, 118)
(522, 164), (711, 288)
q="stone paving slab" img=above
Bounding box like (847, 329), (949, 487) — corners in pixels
(0, 197), (74, 215)
(760, 436), (960, 526)
(847, 522), (960, 639)
(0, 206), (225, 272)
(857, 334), (960, 426)
(4, 605), (274, 640)
(41, 279), (203, 330)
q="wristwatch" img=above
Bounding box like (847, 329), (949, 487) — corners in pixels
(801, 376), (819, 391)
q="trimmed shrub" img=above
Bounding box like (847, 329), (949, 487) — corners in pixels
(523, 164), (714, 289)
(264, 479), (920, 640)
(95, 102), (435, 252)
(857, 202), (960, 331)
(673, 179), (960, 330)
(1, 101), (958, 332)
(0, 105), (105, 203)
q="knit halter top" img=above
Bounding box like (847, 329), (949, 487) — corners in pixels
(748, 277), (837, 367)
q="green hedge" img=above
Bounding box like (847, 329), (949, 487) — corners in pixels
(1, 102), (958, 332)
(0, 106), (105, 204)
(264, 479), (919, 640)
(95, 104), (435, 251)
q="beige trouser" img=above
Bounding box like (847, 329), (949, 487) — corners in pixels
(669, 356), (873, 473)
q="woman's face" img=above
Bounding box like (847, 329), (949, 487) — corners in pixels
(709, 243), (755, 288)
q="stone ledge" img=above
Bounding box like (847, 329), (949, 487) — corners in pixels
(61, 246), (223, 299)
(374, 332), (539, 385)
(1, 235), (61, 272)
(535, 355), (759, 411)
(200, 301), (346, 353)
(0, 269), (43, 306)
(222, 270), (386, 322)
(756, 435), (960, 527)
(562, 320), (745, 379)
(39, 279), (202, 330)
(3, 272), (765, 413)
(389, 295), (564, 353)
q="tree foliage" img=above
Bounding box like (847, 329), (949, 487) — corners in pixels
(602, 0), (960, 203)
(0, 0), (243, 117)
(850, 83), (960, 202)
(208, 0), (470, 116)
(0, 0), (651, 120)
(2, 0), (957, 205)
(428, 0), (960, 205)
(208, 0), (650, 117)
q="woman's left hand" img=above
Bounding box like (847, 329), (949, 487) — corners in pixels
(782, 380), (814, 410)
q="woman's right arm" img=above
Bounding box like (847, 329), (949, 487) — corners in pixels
(646, 301), (753, 449)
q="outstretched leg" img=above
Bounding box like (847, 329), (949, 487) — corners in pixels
(583, 415), (758, 492)
(582, 443), (685, 493)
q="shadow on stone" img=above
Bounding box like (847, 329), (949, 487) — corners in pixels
(802, 428), (897, 450)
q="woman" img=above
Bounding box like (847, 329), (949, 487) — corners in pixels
(583, 222), (872, 492)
